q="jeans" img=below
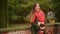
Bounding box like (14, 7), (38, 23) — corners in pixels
(30, 23), (38, 34)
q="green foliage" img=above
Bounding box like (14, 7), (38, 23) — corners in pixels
(53, 0), (60, 22)
(8, 0), (60, 23)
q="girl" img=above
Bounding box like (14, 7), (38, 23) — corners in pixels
(30, 3), (45, 34)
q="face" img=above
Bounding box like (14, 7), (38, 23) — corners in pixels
(35, 3), (40, 12)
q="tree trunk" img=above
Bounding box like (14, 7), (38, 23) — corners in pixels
(0, 0), (8, 28)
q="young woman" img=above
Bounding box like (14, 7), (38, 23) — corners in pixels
(30, 3), (45, 34)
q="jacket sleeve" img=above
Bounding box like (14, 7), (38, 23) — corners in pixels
(39, 11), (45, 23)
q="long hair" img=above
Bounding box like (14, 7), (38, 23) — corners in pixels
(30, 3), (41, 14)
(30, 3), (42, 22)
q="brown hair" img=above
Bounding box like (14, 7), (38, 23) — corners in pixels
(30, 3), (41, 22)
(30, 3), (41, 14)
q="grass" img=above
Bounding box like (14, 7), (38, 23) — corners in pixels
(0, 23), (31, 32)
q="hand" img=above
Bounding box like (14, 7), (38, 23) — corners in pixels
(38, 22), (41, 26)
(40, 26), (45, 30)
(38, 22), (44, 26)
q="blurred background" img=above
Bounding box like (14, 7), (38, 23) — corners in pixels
(0, 0), (60, 34)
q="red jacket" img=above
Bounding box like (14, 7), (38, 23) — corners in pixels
(30, 10), (45, 23)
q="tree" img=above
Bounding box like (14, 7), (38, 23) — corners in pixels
(8, 0), (60, 24)
(0, 0), (8, 28)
